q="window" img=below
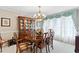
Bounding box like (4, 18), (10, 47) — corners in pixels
(43, 15), (77, 44)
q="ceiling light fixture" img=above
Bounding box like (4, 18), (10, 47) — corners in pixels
(34, 6), (45, 21)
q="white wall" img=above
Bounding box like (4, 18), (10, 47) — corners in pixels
(0, 9), (23, 40)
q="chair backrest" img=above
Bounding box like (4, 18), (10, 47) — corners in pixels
(44, 32), (53, 45)
(48, 29), (54, 37)
(13, 32), (18, 39)
(0, 33), (2, 40)
(43, 32), (48, 38)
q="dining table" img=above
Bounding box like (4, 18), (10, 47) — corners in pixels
(16, 31), (53, 53)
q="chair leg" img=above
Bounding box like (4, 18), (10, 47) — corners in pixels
(46, 45), (48, 53)
(33, 47), (35, 53)
(18, 48), (22, 53)
(32, 44), (36, 53)
(0, 47), (2, 52)
(51, 45), (53, 49)
(36, 47), (38, 53)
(51, 39), (53, 49)
(40, 48), (42, 53)
(16, 47), (18, 53)
(30, 47), (33, 52)
(48, 44), (50, 52)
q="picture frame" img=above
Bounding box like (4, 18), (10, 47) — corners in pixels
(1, 18), (10, 27)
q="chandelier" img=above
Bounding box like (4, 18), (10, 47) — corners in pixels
(34, 6), (45, 21)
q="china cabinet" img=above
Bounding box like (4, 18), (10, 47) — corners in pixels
(18, 16), (35, 39)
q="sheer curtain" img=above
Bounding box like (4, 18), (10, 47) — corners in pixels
(43, 15), (77, 45)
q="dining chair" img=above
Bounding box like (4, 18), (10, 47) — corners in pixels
(50, 32), (54, 49)
(48, 29), (54, 49)
(17, 38), (33, 53)
(44, 32), (51, 53)
(0, 33), (2, 52)
(16, 32), (34, 53)
(34, 35), (44, 53)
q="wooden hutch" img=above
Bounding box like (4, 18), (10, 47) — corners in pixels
(18, 16), (35, 40)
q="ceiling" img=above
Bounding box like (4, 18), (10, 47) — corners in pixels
(0, 6), (78, 17)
